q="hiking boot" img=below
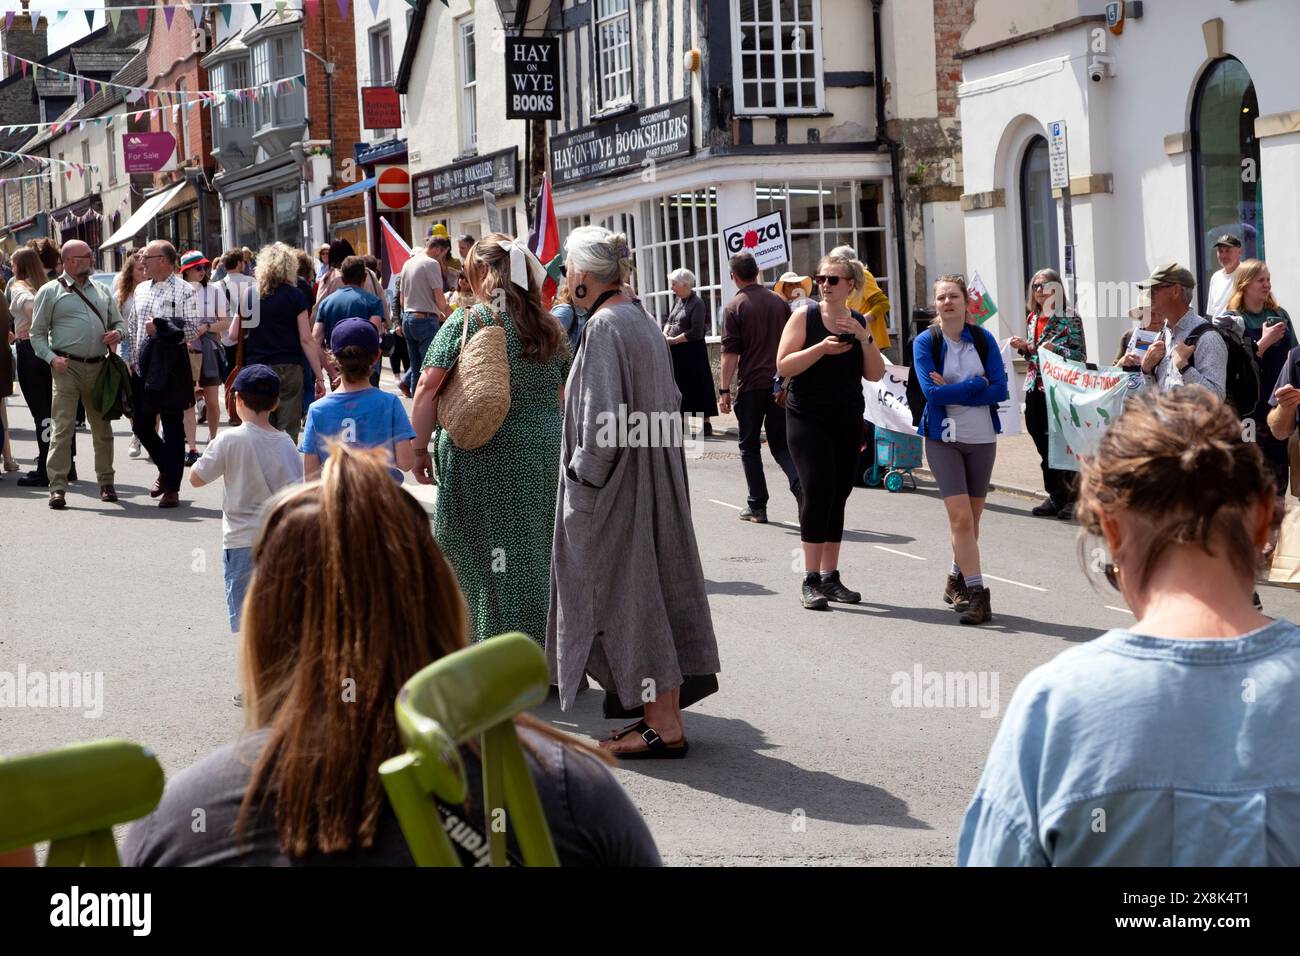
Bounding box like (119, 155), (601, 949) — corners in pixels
(801, 575), (829, 610)
(739, 506), (768, 524)
(959, 586), (993, 625)
(48, 490), (66, 510)
(1031, 499), (1060, 517)
(944, 572), (971, 612)
(819, 571), (861, 604)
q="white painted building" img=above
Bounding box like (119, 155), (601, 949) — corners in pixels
(957, 0), (1300, 362)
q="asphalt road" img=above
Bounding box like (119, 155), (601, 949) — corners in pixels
(5, 386), (1300, 865)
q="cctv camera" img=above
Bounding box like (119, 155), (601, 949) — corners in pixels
(1088, 55), (1115, 83)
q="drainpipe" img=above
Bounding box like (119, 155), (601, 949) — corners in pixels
(871, 0), (912, 363)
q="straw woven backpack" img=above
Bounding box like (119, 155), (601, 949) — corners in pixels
(435, 303), (512, 449)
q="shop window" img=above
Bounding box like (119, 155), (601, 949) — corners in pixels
(594, 0), (633, 112)
(733, 0), (823, 114)
(370, 24), (394, 85)
(252, 34), (306, 131)
(1019, 134), (1059, 289)
(755, 179), (892, 330)
(175, 78), (189, 160)
(637, 188), (721, 333)
(458, 17), (477, 153)
(213, 60), (253, 149)
(276, 188), (299, 246)
(107, 123), (118, 184)
(82, 141), (92, 198)
(1192, 57), (1263, 303)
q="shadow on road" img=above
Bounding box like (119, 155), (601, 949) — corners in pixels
(907, 486), (1038, 519)
(705, 579), (776, 596)
(770, 521), (916, 546)
(535, 690), (930, 830)
(841, 600), (1099, 643)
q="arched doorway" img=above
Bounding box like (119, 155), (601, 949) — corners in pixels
(1192, 57), (1263, 307)
(1019, 134), (1059, 290)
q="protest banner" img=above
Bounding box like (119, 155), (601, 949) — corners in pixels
(1040, 349), (1129, 471)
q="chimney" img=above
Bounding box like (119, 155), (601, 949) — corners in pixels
(0, 11), (48, 80)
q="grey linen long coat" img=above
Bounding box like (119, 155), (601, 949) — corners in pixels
(546, 299), (721, 711)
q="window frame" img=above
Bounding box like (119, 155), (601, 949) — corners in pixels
(457, 15), (478, 153)
(1019, 134), (1060, 290)
(730, 0), (826, 115)
(593, 0), (635, 113)
(369, 23), (394, 85)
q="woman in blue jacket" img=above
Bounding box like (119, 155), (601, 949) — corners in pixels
(914, 275), (1008, 625)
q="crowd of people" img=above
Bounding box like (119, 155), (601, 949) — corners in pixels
(5, 220), (1300, 867)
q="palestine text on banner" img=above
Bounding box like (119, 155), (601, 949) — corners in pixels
(968, 272), (998, 325)
(1040, 349), (1129, 472)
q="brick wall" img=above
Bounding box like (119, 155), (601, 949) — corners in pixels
(932, 0), (977, 118)
(303, 7), (362, 225)
(0, 16), (48, 79)
(144, 7), (212, 191)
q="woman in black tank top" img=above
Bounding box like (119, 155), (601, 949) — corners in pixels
(776, 252), (886, 610)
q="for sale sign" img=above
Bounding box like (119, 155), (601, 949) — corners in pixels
(505, 37), (561, 120)
(721, 212), (789, 271)
(123, 132), (176, 173)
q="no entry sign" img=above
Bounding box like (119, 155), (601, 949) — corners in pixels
(375, 165), (410, 210)
(722, 211), (789, 271)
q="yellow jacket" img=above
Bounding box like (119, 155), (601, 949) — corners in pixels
(847, 270), (891, 350)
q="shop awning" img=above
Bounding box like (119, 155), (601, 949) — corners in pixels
(304, 176), (376, 208)
(100, 182), (188, 250)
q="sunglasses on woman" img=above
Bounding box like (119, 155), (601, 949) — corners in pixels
(813, 274), (843, 286)
(1032, 283), (1045, 291)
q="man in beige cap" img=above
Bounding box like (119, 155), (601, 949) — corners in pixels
(1137, 262), (1226, 398)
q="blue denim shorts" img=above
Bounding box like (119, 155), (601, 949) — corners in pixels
(224, 547), (256, 633)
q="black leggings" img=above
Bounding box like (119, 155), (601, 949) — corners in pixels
(787, 406), (861, 545)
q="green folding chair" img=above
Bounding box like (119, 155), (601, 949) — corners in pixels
(0, 739), (164, 866)
(379, 631), (560, 867)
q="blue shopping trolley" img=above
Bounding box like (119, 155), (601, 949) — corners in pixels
(863, 427), (922, 493)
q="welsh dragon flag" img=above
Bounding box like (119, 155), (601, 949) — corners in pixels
(967, 272), (998, 325)
(528, 174), (561, 308)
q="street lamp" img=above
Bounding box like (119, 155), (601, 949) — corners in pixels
(289, 140), (309, 249)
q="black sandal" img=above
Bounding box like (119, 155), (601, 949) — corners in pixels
(608, 723), (689, 760)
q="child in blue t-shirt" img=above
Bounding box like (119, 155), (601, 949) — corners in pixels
(301, 319), (415, 482)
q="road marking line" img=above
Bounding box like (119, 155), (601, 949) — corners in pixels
(709, 499), (743, 511)
(983, 574), (1047, 592)
(874, 545), (926, 561)
(1105, 605), (1133, 615)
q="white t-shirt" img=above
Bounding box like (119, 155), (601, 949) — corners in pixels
(1205, 268), (1237, 318)
(191, 423), (303, 549)
(941, 333), (997, 444)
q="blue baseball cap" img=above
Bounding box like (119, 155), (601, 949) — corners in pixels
(331, 317), (381, 354)
(231, 363), (280, 400)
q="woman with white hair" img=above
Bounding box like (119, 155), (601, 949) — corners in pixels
(548, 225), (721, 759)
(663, 267), (718, 435)
(230, 242), (330, 443)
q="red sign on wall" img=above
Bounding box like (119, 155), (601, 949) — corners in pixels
(362, 87), (401, 130)
(375, 165), (410, 210)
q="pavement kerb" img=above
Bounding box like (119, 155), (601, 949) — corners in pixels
(701, 422), (1045, 503)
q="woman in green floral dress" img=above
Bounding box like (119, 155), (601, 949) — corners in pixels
(410, 235), (571, 644)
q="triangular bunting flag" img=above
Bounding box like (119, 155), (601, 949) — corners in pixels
(163, 4), (176, 31)
(337, 0), (350, 19)
(305, 0), (320, 19)
(55, 12), (67, 25)
(84, 10), (94, 31)
(20, 59), (26, 79)
(368, 0), (380, 16)
(250, 3), (262, 22)
(30, 10), (39, 32)
(219, 4), (231, 28)
(4, 11), (13, 31)
(110, 8), (122, 31)
(275, 0), (286, 16)
(137, 8), (149, 31)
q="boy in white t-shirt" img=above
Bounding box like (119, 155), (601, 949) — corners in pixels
(190, 365), (303, 637)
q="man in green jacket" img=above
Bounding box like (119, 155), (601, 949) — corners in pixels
(28, 240), (126, 508)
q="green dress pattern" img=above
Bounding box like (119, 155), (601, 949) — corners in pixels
(424, 303), (572, 644)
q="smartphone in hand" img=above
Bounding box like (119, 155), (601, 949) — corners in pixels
(836, 332), (857, 343)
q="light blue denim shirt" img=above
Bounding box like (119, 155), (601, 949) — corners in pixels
(958, 619), (1300, 866)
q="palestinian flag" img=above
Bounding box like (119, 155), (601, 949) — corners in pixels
(528, 174), (562, 308)
(379, 216), (413, 279)
(967, 271), (998, 325)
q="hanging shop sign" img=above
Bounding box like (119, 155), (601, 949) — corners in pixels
(411, 147), (518, 216)
(549, 98), (692, 187)
(362, 86), (402, 131)
(504, 36), (561, 120)
(123, 132), (176, 173)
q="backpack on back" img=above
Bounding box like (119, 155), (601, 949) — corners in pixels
(929, 323), (991, 375)
(1185, 319), (1261, 418)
